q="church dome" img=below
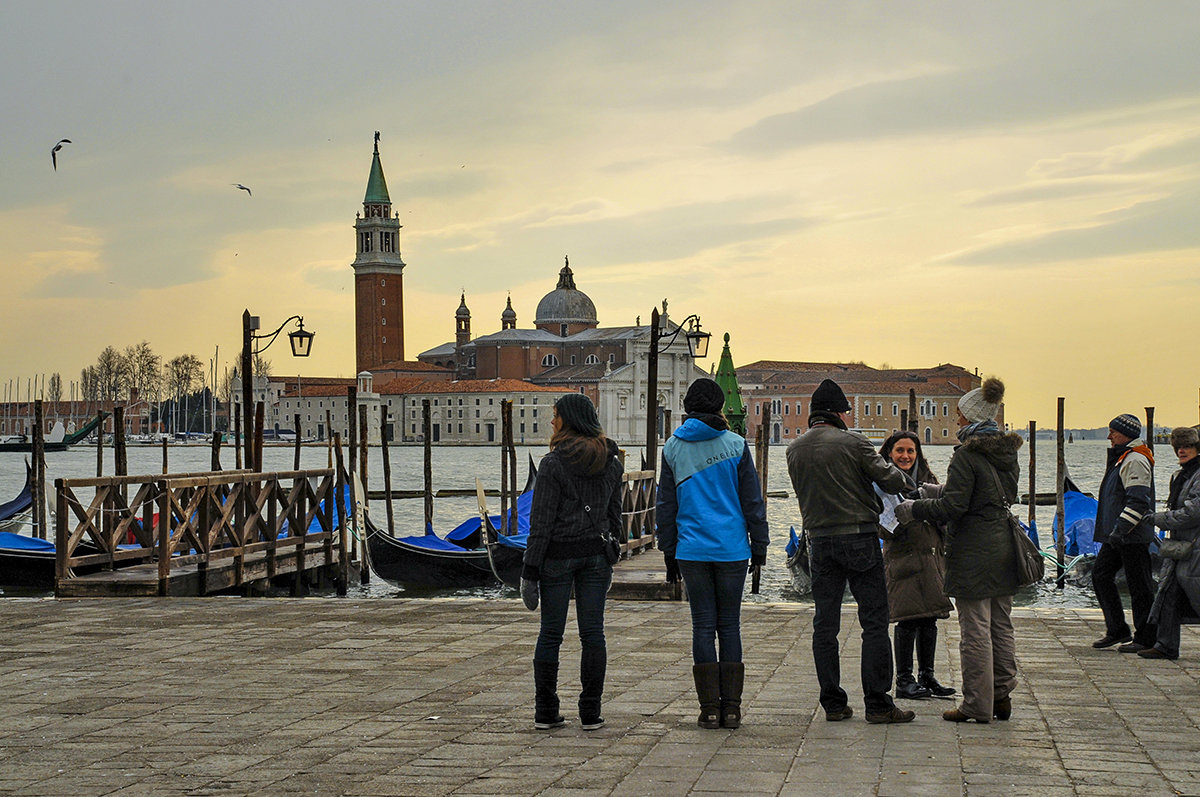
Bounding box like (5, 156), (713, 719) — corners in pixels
(456, 292), (471, 319)
(534, 258), (597, 326)
(501, 296), (517, 322)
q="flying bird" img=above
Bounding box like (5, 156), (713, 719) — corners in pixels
(233, 183), (252, 196)
(51, 139), (71, 171)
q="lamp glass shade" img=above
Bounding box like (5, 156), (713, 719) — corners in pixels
(288, 327), (315, 357)
(686, 328), (710, 358)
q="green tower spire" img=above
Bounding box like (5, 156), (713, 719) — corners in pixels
(713, 332), (747, 436)
(364, 131), (391, 204)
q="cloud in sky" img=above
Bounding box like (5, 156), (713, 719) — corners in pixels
(3, 1), (1200, 426)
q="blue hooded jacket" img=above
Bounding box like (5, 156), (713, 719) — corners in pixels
(656, 418), (769, 562)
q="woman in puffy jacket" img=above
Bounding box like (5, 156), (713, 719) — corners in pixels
(657, 378), (769, 730)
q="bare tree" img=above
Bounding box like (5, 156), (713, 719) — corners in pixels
(124, 341), (162, 402)
(253, 354), (273, 379)
(80, 366), (99, 401)
(165, 354), (204, 399)
(95, 346), (128, 402)
(47, 373), (62, 403)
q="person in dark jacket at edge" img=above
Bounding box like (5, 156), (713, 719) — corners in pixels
(520, 394), (624, 731)
(1142, 426), (1200, 661)
(874, 431), (955, 700)
(1090, 412), (1158, 652)
(657, 378), (770, 730)
(897, 377), (1022, 723)
(786, 379), (915, 724)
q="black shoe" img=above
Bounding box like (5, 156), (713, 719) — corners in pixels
(1117, 642), (1147, 653)
(1137, 646), (1179, 660)
(825, 706), (854, 722)
(896, 679), (932, 700)
(918, 672), (957, 699)
(580, 716), (605, 730)
(1092, 632), (1132, 649)
(993, 697), (1011, 721)
(534, 715), (566, 729)
(866, 707), (915, 724)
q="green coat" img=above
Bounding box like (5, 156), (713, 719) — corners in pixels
(911, 432), (1024, 600)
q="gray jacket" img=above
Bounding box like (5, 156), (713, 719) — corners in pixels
(785, 424), (909, 537)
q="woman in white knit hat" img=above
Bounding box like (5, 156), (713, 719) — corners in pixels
(896, 378), (1024, 723)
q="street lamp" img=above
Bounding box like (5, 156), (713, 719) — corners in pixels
(645, 306), (711, 471)
(241, 310), (314, 470)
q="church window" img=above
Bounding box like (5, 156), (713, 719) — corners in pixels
(863, 404), (870, 416)
(560, 324), (568, 336)
(784, 404), (789, 415)
(892, 403), (899, 416)
(585, 354), (599, 365)
(570, 355), (577, 365)
(755, 404), (760, 416)
(359, 232), (372, 252)
(796, 402), (802, 414)
(541, 354), (559, 367)
(381, 298), (386, 306)
(381, 317), (386, 326)
(877, 403), (882, 416)
(609, 353), (615, 362)
(381, 279), (386, 286)
(382, 336), (386, 343)
(943, 403), (949, 416)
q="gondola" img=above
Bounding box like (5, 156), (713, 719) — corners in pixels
(366, 457), (535, 589)
(0, 460), (33, 534)
(784, 527), (812, 596)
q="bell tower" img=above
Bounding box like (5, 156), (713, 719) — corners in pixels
(353, 132), (406, 373)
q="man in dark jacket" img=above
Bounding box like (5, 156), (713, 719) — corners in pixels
(1091, 413), (1157, 652)
(785, 379), (914, 724)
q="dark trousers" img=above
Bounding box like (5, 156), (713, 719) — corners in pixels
(810, 533), (895, 714)
(535, 554), (612, 663)
(678, 559), (748, 664)
(1154, 582), (1189, 658)
(1092, 541), (1157, 646)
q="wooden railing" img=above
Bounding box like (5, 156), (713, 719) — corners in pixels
(55, 468), (347, 596)
(618, 470), (656, 557)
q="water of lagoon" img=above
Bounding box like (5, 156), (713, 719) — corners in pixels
(0, 438), (1180, 606)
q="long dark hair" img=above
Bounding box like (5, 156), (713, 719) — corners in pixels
(550, 410), (610, 476)
(879, 431), (937, 485)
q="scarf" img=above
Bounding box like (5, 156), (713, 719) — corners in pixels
(1168, 457), (1200, 510)
(808, 410), (847, 430)
(957, 418), (999, 443)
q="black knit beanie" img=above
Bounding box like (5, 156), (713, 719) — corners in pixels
(811, 379), (851, 413)
(555, 393), (602, 437)
(683, 378), (726, 415)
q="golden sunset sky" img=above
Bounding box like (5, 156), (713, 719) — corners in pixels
(3, 2), (1198, 428)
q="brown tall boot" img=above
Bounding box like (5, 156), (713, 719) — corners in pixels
(718, 662), (744, 729)
(692, 663), (721, 729)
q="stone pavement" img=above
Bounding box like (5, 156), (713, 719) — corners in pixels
(1, 599), (1198, 797)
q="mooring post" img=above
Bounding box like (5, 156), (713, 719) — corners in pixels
(294, 413), (302, 471)
(422, 400), (432, 534)
(1027, 420), (1037, 534)
(234, 409), (242, 470)
(253, 401), (265, 473)
(32, 400), (44, 539)
(211, 430), (222, 471)
(381, 409), (395, 537)
(908, 389), (918, 433)
(1055, 398), (1066, 589)
(325, 409), (333, 468)
(333, 433), (349, 595)
(162, 437), (168, 474)
(1145, 406), (1156, 513)
(358, 407), (370, 585)
(96, 410), (104, 477)
(500, 400), (511, 535)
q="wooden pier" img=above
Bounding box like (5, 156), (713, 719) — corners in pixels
(54, 468), (357, 597)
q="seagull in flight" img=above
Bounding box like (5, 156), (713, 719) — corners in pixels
(51, 139), (71, 171)
(233, 183), (252, 196)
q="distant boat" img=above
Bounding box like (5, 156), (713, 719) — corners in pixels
(0, 436), (67, 453)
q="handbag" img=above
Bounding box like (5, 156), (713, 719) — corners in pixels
(1159, 537), (1194, 561)
(582, 501), (622, 565)
(987, 466), (1044, 587)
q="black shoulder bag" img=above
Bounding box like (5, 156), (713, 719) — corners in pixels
(987, 465), (1044, 587)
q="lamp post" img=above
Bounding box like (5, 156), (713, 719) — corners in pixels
(644, 306), (710, 472)
(241, 309), (315, 471)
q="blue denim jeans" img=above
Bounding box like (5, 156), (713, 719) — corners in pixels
(809, 532), (895, 714)
(679, 559), (748, 664)
(534, 554), (612, 663)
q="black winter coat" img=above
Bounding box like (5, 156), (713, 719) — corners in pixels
(911, 432), (1023, 600)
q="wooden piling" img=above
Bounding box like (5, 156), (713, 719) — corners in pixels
(333, 433), (349, 595)
(1055, 398), (1066, 589)
(253, 402), (264, 473)
(500, 400), (511, 534)
(358, 410), (368, 490)
(900, 409), (908, 434)
(422, 400), (432, 533)
(1145, 406), (1156, 512)
(32, 400), (44, 539)
(234, 410), (243, 470)
(113, 406), (127, 477)
(294, 414), (302, 471)
(347, 387), (358, 477)
(908, 389), (918, 433)
(381, 409), (395, 537)
(325, 410), (333, 468)
(358, 409), (370, 585)
(162, 438), (168, 474)
(1027, 421), (1037, 534)
(211, 430), (222, 470)
(96, 410), (104, 477)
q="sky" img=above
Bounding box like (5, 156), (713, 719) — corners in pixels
(2, 1), (1199, 429)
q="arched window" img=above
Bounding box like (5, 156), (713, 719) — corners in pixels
(541, 354), (559, 367)
(892, 403), (899, 416)
(863, 403), (870, 416)
(942, 403), (949, 416)
(584, 354), (600, 364)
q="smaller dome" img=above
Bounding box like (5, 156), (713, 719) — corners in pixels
(501, 296), (517, 321)
(456, 292), (471, 318)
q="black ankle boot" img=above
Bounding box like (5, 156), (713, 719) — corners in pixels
(896, 672), (931, 700)
(533, 660), (565, 729)
(579, 647), (606, 730)
(918, 670), (956, 698)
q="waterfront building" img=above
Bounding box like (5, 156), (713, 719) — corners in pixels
(739, 362), (993, 445)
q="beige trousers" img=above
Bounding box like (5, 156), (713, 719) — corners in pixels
(954, 595), (1017, 721)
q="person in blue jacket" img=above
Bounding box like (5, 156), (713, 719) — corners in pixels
(657, 378), (769, 729)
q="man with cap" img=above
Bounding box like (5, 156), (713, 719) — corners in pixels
(1091, 413), (1157, 652)
(785, 379), (914, 724)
